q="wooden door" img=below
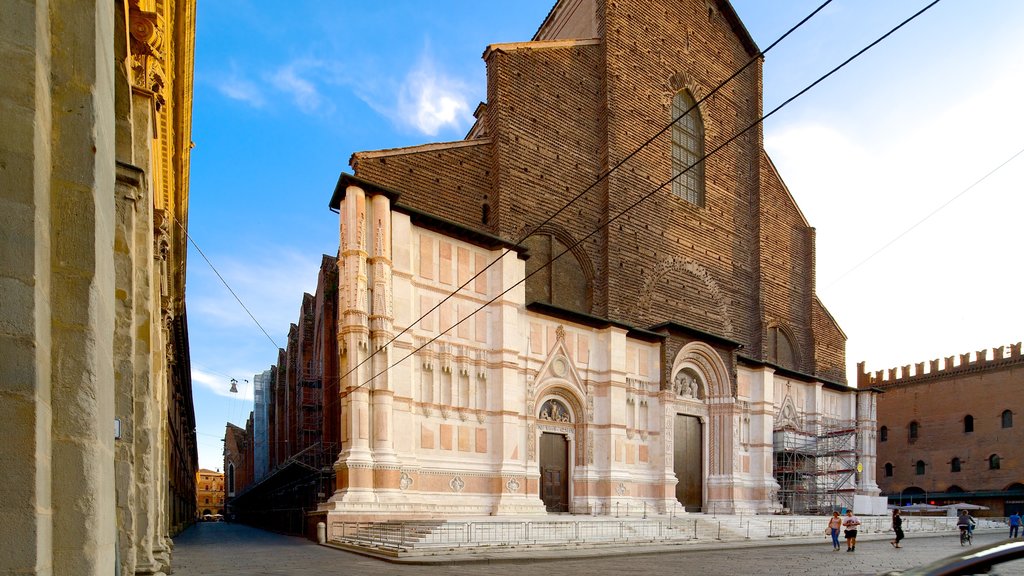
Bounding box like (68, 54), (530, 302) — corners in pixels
(674, 414), (703, 511)
(540, 432), (569, 512)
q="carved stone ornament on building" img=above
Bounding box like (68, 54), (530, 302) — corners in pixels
(449, 476), (465, 493)
(615, 483), (627, 496)
(539, 398), (572, 423)
(506, 477), (521, 493)
(399, 472), (412, 491)
(551, 356), (568, 377)
(673, 369), (703, 399)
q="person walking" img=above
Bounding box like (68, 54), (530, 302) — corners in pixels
(843, 509), (862, 552)
(827, 511), (843, 551)
(891, 509), (904, 549)
(1009, 512), (1021, 538)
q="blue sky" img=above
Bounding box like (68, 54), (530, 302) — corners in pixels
(187, 0), (1024, 472)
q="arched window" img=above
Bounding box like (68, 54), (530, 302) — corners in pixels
(990, 454), (1001, 470)
(909, 421), (919, 441)
(879, 426), (888, 442)
(915, 460), (926, 475)
(227, 463), (236, 496)
(951, 457), (961, 473)
(884, 463), (893, 477)
(1003, 410), (1013, 429)
(671, 89), (705, 206)
(522, 232), (591, 314)
(964, 415), (974, 433)
(767, 326), (798, 370)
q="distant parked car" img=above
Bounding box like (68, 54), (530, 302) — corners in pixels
(880, 540), (1024, 575)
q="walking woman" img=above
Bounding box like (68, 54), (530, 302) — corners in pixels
(891, 509), (905, 549)
(827, 511), (843, 551)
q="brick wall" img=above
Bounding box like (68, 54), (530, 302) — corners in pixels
(354, 141), (494, 233)
(874, 353), (1024, 497)
(346, 0), (843, 385)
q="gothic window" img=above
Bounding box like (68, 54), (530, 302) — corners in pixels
(671, 89), (705, 206)
(879, 426), (888, 442)
(915, 460), (926, 475)
(951, 457), (961, 473)
(990, 454), (1001, 470)
(884, 463), (893, 477)
(964, 415), (974, 433)
(1003, 410), (1013, 428)
(767, 326), (797, 370)
(523, 233), (591, 313)
(227, 463), (236, 496)
(909, 421), (919, 441)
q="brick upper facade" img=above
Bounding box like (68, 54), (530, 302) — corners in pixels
(350, 0), (845, 385)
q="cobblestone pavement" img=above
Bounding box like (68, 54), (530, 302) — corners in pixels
(172, 522), (1023, 575)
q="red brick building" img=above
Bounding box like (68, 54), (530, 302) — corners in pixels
(229, 257), (340, 533)
(864, 342), (1024, 515)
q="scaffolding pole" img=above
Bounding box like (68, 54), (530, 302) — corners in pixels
(773, 418), (858, 514)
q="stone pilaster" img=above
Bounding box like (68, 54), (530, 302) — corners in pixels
(857, 390), (880, 497)
(332, 185), (375, 503)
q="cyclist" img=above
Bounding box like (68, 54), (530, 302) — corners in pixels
(957, 510), (975, 545)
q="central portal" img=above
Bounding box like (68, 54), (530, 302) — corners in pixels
(540, 432), (569, 512)
(674, 414), (703, 511)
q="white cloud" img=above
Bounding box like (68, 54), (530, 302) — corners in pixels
(213, 65), (266, 108)
(764, 58), (1024, 383)
(269, 61), (329, 114)
(188, 247), (321, 336)
(396, 56), (473, 136)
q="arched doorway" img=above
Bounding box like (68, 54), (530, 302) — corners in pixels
(538, 398), (573, 512)
(672, 368), (705, 511)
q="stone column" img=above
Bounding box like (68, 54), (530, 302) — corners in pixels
(0, 1), (57, 572)
(49, 1), (119, 573)
(332, 185), (375, 502)
(367, 194), (401, 497)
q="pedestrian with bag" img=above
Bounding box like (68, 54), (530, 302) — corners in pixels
(827, 511), (842, 551)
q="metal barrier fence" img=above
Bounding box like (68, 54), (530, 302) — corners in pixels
(330, 516), (1010, 551)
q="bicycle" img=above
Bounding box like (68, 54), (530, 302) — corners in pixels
(959, 526), (973, 546)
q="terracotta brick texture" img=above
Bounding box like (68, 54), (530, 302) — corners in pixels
(349, 0), (845, 384)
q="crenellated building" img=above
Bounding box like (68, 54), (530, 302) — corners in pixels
(317, 0), (881, 523)
(865, 343), (1024, 515)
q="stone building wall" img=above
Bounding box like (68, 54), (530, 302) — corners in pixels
(0, 1), (197, 574)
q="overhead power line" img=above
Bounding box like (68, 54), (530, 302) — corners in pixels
(822, 144), (1024, 290)
(172, 215), (282, 350)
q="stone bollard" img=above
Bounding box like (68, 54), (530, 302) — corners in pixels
(317, 522), (326, 544)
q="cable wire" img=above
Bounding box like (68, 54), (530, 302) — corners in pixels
(821, 144), (1024, 290)
(172, 215), (281, 350)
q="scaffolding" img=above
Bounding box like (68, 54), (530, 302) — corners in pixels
(773, 419), (858, 514)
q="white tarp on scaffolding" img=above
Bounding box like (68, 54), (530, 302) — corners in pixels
(855, 495), (889, 515)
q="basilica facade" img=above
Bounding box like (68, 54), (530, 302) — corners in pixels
(320, 0), (879, 521)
